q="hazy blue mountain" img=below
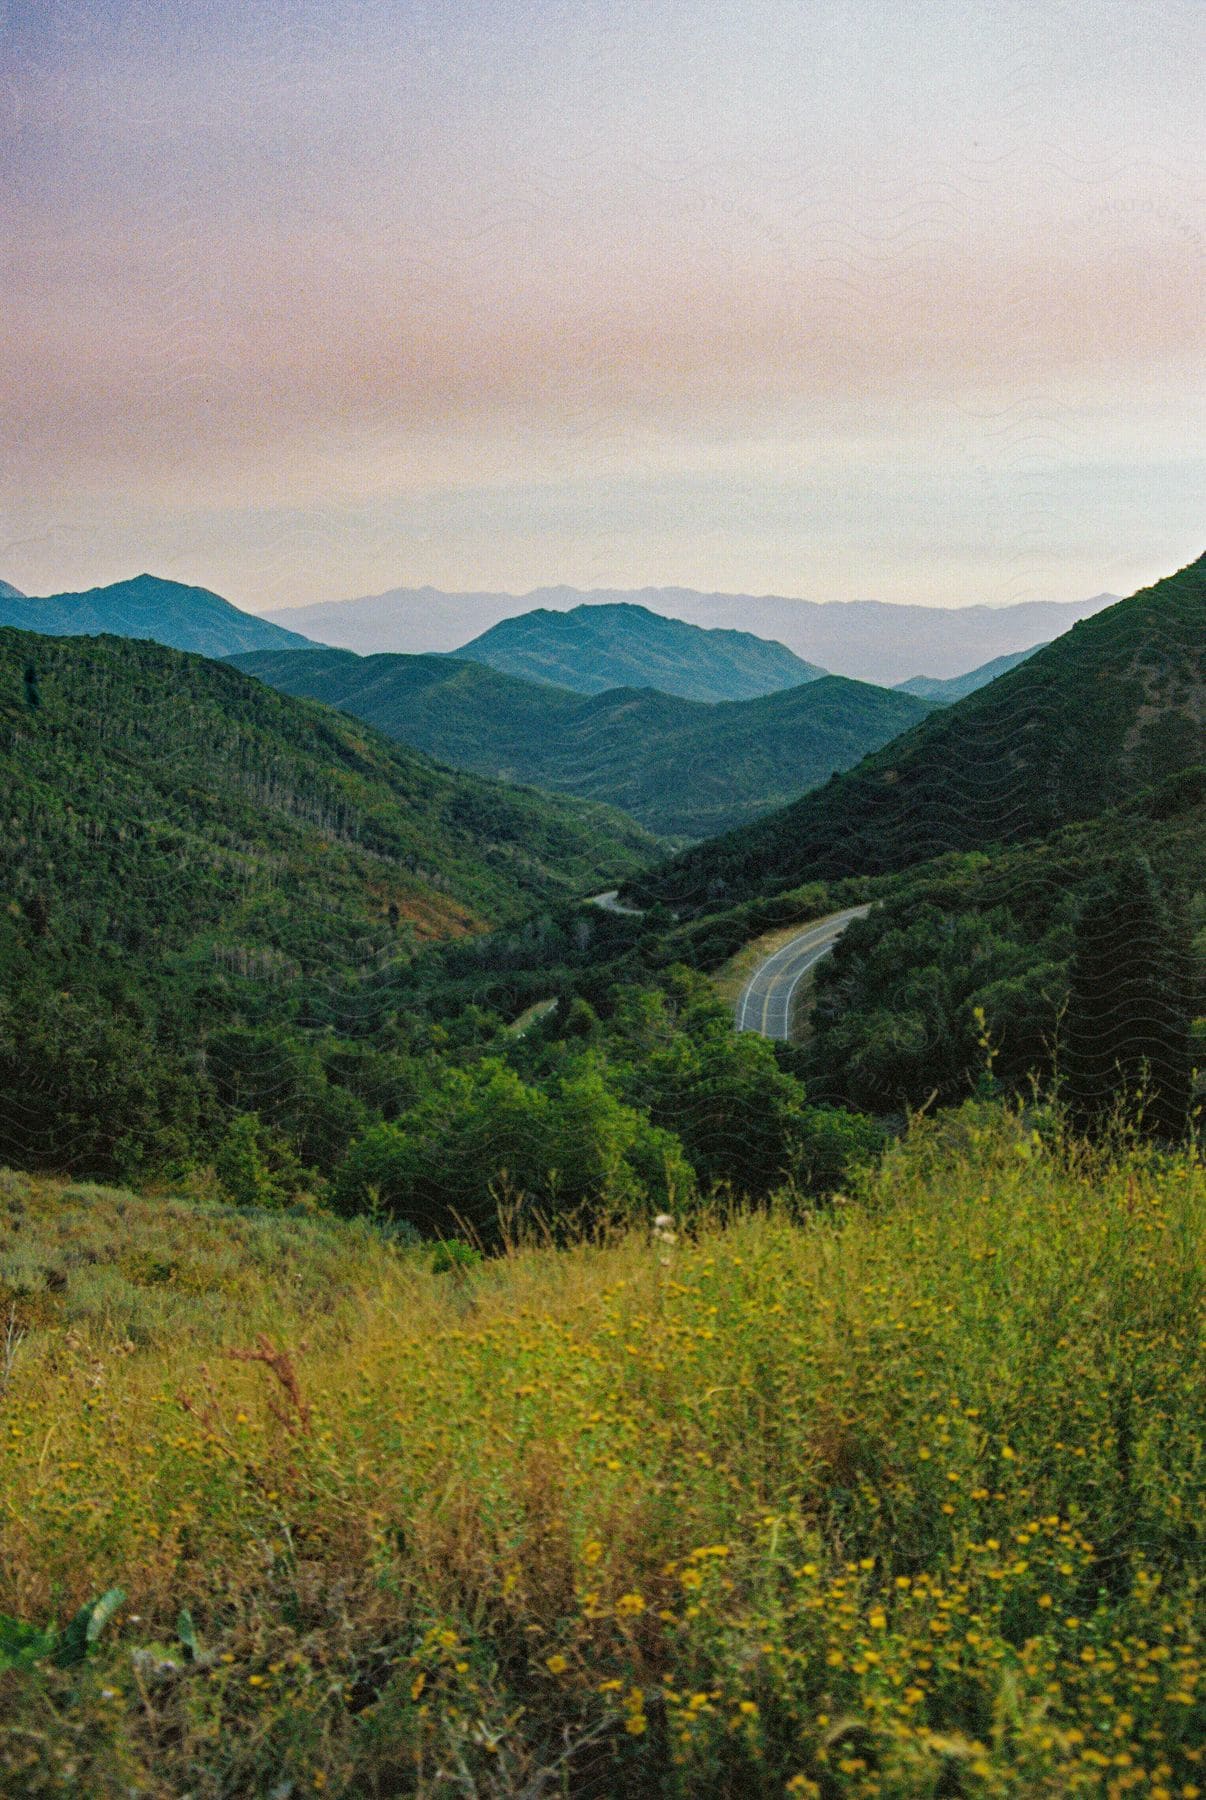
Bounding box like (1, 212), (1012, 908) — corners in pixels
(265, 584), (1119, 684)
(231, 643), (933, 839)
(265, 586), (527, 655)
(895, 643), (1048, 702)
(1, 574), (318, 658)
(453, 603), (825, 701)
(0, 580), (25, 600)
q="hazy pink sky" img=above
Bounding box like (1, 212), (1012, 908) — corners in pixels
(3, 0), (1203, 611)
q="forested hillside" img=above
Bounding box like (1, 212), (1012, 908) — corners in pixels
(632, 556), (1205, 907)
(233, 646), (934, 838)
(0, 573), (317, 658)
(800, 783), (1204, 1114)
(0, 629), (660, 1172)
(456, 601), (826, 700)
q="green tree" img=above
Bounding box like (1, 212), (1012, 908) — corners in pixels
(334, 1054), (691, 1238)
(1063, 856), (1192, 1138)
(214, 1114), (301, 1209)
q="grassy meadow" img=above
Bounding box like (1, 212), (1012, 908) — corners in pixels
(0, 1104), (1202, 1797)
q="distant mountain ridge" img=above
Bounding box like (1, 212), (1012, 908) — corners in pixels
(630, 554), (1205, 908)
(231, 645), (935, 839)
(895, 644), (1048, 703)
(1, 574), (318, 659)
(266, 584), (1120, 684)
(0, 580), (25, 601)
(453, 602), (825, 702)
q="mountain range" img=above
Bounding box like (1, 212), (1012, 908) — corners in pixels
(0, 574), (317, 659)
(231, 645), (934, 839)
(631, 554), (1205, 907)
(265, 584), (1120, 685)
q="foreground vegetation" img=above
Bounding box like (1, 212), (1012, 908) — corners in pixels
(1, 1104), (1201, 1796)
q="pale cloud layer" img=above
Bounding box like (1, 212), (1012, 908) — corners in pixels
(3, 0), (1202, 610)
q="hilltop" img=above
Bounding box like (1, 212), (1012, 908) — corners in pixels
(455, 602), (826, 701)
(0, 573), (318, 659)
(233, 645), (934, 839)
(632, 555), (1205, 907)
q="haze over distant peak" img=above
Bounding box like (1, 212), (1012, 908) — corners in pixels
(266, 584), (1120, 686)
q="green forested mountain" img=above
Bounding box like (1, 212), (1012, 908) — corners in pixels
(0, 573), (318, 658)
(232, 645), (935, 838)
(0, 629), (660, 1170)
(455, 601), (826, 700)
(633, 556), (1205, 907)
(895, 642), (1046, 702)
(266, 583), (1118, 681)
(2, 629), (657, 948)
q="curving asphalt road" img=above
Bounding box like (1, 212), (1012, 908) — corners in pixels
(588, 888), (645, 916)
(735, 905), (871, 1040)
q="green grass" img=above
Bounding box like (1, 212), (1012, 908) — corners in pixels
(0, 1106), (1201, 1797)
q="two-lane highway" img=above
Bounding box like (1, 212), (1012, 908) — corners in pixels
(735, 905), (871, 1040)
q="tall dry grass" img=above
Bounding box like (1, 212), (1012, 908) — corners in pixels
(0, 1105), (1201, 1796)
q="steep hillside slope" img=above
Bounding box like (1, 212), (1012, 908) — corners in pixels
(233, 646), (934, 838)
(0, 574), (318, 658)
(896, 642), (1047, 702)
(0, 630), (659, 1174)
(1, 629), (658, 955)
(632, 555), (1205, 907)
(455, 602), (825, 700)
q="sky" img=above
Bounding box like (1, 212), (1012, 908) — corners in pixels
(3, 0), (1203, 613)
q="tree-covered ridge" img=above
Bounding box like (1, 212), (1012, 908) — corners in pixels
(1, 628), (659, 960)
(455, 600), (827, 701)
(231, 645), (935, 839)
(631, 554), (1205, 907)
(0, 573), (318, 658)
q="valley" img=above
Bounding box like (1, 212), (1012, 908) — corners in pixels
(1, 556), (1201, 1800)
(231, 642), (934, 839)
(7, 9), (1202, 1792)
